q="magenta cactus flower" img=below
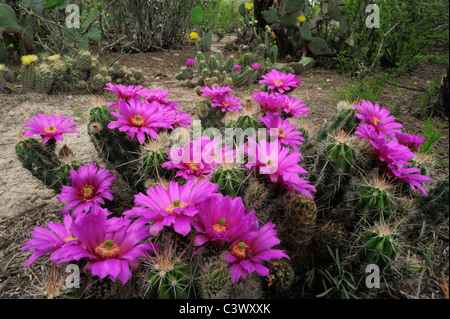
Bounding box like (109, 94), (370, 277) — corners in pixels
(53, 207), (158, 284)
(104, 83), (146, 109)
(162, 135), (224, 181)
(259, 69), (301, 93)
(22, 114), (79, 144)
(259, 111), (305, 151)
(21, 214), (79, 268)
(141, 88), (171, 104)
(252, 91), (285, 113)
(124, 179), (219, 236)
(282, 96), (309, 117)
(211, 94), (243, 113)
(233, 65), (241, 71)
(395, 132), (426, 151)
(223, 222), (289, 284)
(369, 137), (416, 169)
(192, 195), (259, 247)
(185, 58), (195, 67)
(107, 98), (175, 144)
(387, 165), (431, 196)
(173, 110), (193, 128)
(57, 162), (116, 217)
(251, 63), (260, 71)
(244, 138), (316, 198)
(200, 85), (234, 99)
(353, 100), (403, 138)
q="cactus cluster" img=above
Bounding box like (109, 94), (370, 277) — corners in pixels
(10, 51), (145, 94)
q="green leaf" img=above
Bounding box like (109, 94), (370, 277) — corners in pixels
(238, 3), (246, 17)
(0, 4), (18, 31)
(280, 13), (297, 29)
(190, 6), (205, 25)
(316, 287), (334, 298)
(23, 0), (45, 15)
(285, 0), (303, 14)
(79, 34), (89, 50)
(300, 21), (312, 41)
(45, 0), (66, 9)
(88, 26), (101, 42)
(262, 7), (278, 24)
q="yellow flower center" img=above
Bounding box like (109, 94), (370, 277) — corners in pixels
(165, 199), (188, 215)
(81, 185), (95, 201)
(274, 80), (283, 85)
(278, 129), (285, 138)
(231, 241), (249, 260)
(44, 126), (58, 133)
(131, 115), (145, 127)
(372, 116), (382, 126)
(94, 240), (120, 260)
(186, 161), (200, 172)
(64, 235), (78, 242)
(213, 218), (227, 233)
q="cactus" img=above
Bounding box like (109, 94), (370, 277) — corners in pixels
(209, 166), (248, 198)
(19, 64), (36, 91)
(77, 50), (93, 71)
(355, 178), (396, 219)
(90, 74), (107, 92)
(223, 56), (235, 73)
(141, 140), (171, 181)
(267, 259), (295, 292)
(316, 107), (358, 143)
(35, 64), (54, 94)
(15, 138), (68, 194)
(360, 223), (397, 268)
(195, 255), (233, 299)
(420, 176), (449, 225)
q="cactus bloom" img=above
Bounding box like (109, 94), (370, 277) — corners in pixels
(185, 58), (195, 67)
(21, 214), (79, 268)
(190, 32), (199, 40)
(200, 85), (234, 99)
(251, 63), (260, 71)
(259, 111), (305, 151)
(192, 195), (259, 247)
(353, 100), (403, 139)
(108, 98), (175, 144)
(252, 91), (285, 113)
(52, 207), (158, 284)
(395, 132), (426, 151)
(22, 113), (79, 144)
(244, 138), (316, 199)
(21, 54), (38, 66)
(124, 179), (219, 236)
(173, 110), (193, 128)
(233, 64), (242, 71)
(224, 222), (289, 284)
(282, 95), (309, 117)
(57, 162), (116, 217)
(259, 69), (301, 93)
(211, 94), (243, 113)
(298, 15), (306, 23)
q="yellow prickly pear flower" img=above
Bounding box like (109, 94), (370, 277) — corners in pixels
(245, 3), (253, 9)
(0, 64), (5, 71)
(190, 32), (199, 40)
(48, 54), (60, 62)
(298, 15), (306, 23)
(21, 54), (38, 66)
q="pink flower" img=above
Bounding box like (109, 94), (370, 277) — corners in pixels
(162, 135), (224, 181)
(141, 88), (171, 104)
(353, 100), (403, 138)
(57, 162), (116, 217)
(259, 69), (301, 93)
(52, 207), (158, 284)
(124, 179), (219, 236)
(252, 91), (285, 113)
(252, 63), (260, 71)
(395, 132), (426, 151)
(21, 214), (79, 268)
(107, 98), (175, 144)
(211, 94), (243, 113)
(369, 137), (415, 169)
(355, 122), (379, 141)
(200, 85), (234, 99)
(224, 222), (289, 284)
(387, 165), (431, 196)
(234, 65), (241, 71)
(244, 138), (316, 198)
(22, 114), (79, 144)
(259, 112), (304, 151)
(282, 96), (309, 117)
(173, 110), (192, 128)
(185, 58), (195, 67)
(192, 195), (258, 247)
(104, 83), (146, 110)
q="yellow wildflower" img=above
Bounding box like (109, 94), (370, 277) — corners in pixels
(245, 3), (253, 9)
(48, 54), (60, 62)
(190, 32), (199, 40)
(0, 64), (5, 71)
(298, 15), (306, 23)
(21, 55), (38, 66)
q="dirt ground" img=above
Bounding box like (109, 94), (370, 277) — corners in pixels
(0, 35), (448, 299)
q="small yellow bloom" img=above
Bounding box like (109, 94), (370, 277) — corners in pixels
(0, 64), (5, 71)
(190, 32), (199, 40)
(21, 54), (38, 66)
(298, 15), (306, 23)
(48, 54), (60, 62)
(245, 3), (253, 9)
